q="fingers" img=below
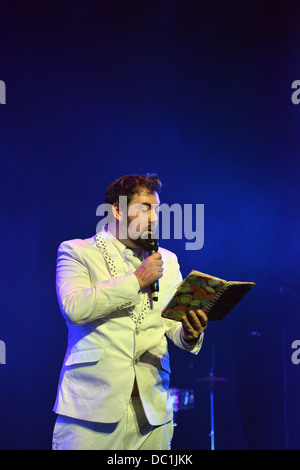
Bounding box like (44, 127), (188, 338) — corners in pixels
(183, 309), (208, 333)
(181, 315), (193, 332)
(192, 309), (208, 328)
(150, 252), (163, 264)
(147, 253), (164, 273)
(134, 253), (164, 288)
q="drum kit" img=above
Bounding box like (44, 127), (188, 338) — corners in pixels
(170, 342), (229, 450)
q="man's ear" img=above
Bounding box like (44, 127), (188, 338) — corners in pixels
(112, 202), (121, 221)
(112, 202), (127, 222)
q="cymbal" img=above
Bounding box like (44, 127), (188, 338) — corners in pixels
(195, 375), (229, 383)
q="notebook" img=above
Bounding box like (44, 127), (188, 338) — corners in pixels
(161, 270), (255, 321)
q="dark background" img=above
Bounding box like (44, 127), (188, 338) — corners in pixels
(0, 0), (299, 450)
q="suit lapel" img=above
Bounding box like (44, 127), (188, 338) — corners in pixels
(95, 228), (151, 326)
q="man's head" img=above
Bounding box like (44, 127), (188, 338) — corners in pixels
(105, 174), (162, 207)
(105, 174), (162, 248)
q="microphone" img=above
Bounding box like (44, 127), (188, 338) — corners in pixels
(145, 235), (159, 301)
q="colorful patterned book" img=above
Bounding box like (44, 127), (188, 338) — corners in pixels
(161, 270), (255, 321)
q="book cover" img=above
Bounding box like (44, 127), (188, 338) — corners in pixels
(161, 270), (255, 322)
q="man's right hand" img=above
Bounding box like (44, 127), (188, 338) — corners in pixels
(134, 252), (164, 289)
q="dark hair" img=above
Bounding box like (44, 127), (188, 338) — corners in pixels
(105, 173), (162, 206)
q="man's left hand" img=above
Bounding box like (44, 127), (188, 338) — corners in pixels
(181, 309), (208, 345)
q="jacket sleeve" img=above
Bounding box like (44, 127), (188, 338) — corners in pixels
(164, 256), (204, 355)
(56, 241), (141, 325)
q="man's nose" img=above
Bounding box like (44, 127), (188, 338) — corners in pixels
(149, 209), (158, 225)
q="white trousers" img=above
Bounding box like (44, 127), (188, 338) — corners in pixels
(52, 396), (174, 450)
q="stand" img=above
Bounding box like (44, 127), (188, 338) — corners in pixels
(196, 341), (229, 450)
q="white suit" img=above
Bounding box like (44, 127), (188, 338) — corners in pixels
(53, 226), (203, 427)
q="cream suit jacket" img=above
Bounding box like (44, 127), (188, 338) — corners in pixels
(53, 227), (203, 426)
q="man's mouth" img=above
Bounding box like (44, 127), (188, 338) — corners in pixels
(140, 227), (156, 239)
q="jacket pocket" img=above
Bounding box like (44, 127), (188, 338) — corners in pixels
(65, 349), (103, 366)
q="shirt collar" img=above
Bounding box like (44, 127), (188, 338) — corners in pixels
(104, 225), (144, 261)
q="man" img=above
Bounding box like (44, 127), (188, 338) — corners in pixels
(52, 174), (207, 450)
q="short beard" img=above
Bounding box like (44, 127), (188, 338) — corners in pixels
(132, 236), (149, 249)
(126, 220), (156, 249)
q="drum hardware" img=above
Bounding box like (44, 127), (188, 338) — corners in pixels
(195, 341), (229, 450)
(169, 388), (195, 427)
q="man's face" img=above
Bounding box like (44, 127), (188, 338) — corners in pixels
(126, 189), (160, 247)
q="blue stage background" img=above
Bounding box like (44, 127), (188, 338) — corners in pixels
(0, 0), (299, 449)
